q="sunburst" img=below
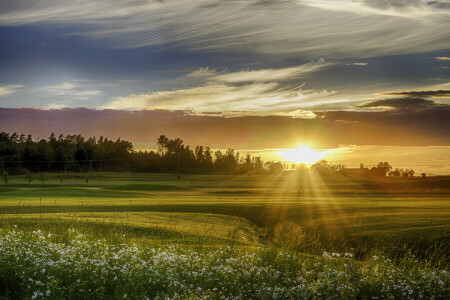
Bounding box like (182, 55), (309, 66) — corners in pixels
(280, 145), (328, 164)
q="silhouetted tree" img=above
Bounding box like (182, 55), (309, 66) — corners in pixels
(376, 162), (392, 177)
(311, 160), (330, 177)
(266, 161), (284, 174)
(402, 169), (415, 179)
(388, 168), (402, 178)
(214, 150), (224, 174)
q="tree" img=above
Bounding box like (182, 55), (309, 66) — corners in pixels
(222, 148), (239, 174)
(402, 169), (415, 179)
(421, 172), (427, 179)
(295, 163), (309, 174)
(214, 150), (224, 174)
(250, 156), (264, 174)
(204, 147), (213, 170)
(24, 170), (33, 190)
(311, 160), (330, 177)
(39, 173), (48, 185)
(157, 135), (169, 155)
(57, 172), (66, 185)
(1, 171), (8, 185)
(376, 162), (392, 177)
(240, 153), (254, 174)
(389, 168), (402, 178)
(266, 162), (284, 174)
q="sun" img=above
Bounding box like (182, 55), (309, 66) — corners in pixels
(280, 145), (328, 164)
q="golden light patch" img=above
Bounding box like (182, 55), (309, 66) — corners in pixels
(280, 145), (328, 164)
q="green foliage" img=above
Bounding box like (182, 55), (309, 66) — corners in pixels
(0, 132), (267, 175)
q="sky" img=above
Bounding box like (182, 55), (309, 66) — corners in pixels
(0, 0), (449, 173)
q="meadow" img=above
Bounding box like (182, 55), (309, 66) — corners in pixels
(0, 172), (449, 299)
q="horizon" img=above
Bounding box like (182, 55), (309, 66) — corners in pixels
(0, 0), (449, 173)
(1, 130), (449, 175)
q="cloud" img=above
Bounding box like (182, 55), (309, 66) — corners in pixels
(104, 61), (335, 114)
(358, 97), (442, 109)
(210, 60), (330, 83)
(352, 62), (368, 66)
(36, 82), (103, 100)
(0, 85), (24, 96)
(0, 0), (448, 58)
(382, 89), (450, 98)
(42, 103), (68, 110)
(184, 67), (219, 78)
(301, 0), (449, 16)
(0, 107), (448, 149)
(433, 56), (450, 61)
(104, 82), (334, 114)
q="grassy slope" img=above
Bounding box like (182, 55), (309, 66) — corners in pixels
(0, 172), (449, 260)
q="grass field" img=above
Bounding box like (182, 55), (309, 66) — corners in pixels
(0, 172), (449, 298)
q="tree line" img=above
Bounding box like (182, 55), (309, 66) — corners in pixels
(0, 132), (421, 179)
(0, 132), (269, 175)
(309, 160), (421, 179)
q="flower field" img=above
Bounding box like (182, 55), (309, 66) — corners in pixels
(0, 228), (448, 299)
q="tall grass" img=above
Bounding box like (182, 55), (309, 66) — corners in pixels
(0, 228), (448, 299)
(270, 222), (450, 267)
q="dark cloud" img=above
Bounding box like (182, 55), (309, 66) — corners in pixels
(358, 97), (441, 109)
(315, 106), (450, 146)
(0, 107), (449, 149)
(382, 90), (450, 98)
(363, 0), (450, 10)
(427, 1), (450, 9)
(363, 0), (422, 9)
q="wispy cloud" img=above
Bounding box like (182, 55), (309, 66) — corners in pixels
(0, 0), (448, 58)
(352, 62), (368, 66)
(433, 56), (450, 61)
(104, 61), (335, 114)
(36, 82), (103, 100)
(0, 85), (24, 96)
(210, 60), (329, 83)
(299, 0), (448, 17)
(104, 82), (333, 114)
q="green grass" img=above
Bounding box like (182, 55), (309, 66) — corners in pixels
(0, 172), (449, 258)
(0, 172), (449, 298)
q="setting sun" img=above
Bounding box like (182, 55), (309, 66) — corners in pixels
(280, 145), (328, 164)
